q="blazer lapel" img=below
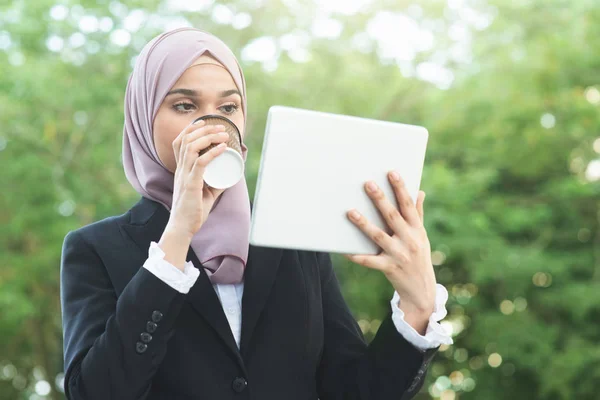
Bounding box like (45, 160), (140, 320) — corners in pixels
(239, 243), (282, 357)
(239, 203), (283, 357)
(120, 197), (244, 370)
(185, 248), (245, 369)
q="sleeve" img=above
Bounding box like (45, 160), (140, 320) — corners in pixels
(143, 241), (199, 294)
(390, 284), (454, 351)
(60, 230), (191, 400)
(315, 251), (438, 400)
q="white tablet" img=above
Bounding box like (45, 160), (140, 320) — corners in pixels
(249, 106), (429, 255)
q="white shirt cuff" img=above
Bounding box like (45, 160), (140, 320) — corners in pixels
(390, 283), (454, 351)
(142, 241), (200, 294)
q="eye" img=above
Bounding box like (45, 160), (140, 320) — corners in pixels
(219, 103), (239, 115)
(172, 102), (196, 113)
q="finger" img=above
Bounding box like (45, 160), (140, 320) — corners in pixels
(182, 131), (229, 173)
(346, 209), (406, 263)
(179, 124), (227, 170)
(389, 171), (422, 227)
(364, 181), (410, 241)
(416, 190), (425, 223)
(343, 253), (389, 272)
(189, 143), (228, 181)
(187, 124), (227, 142)
(182, 124), (227, 153)
(173, 120), (205, 167)
(174, 121), (225, 167)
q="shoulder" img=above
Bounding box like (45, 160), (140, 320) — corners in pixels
(60, 199), (155, 295)
(60, 206), (139, 288)
(63, 207), (132, 254)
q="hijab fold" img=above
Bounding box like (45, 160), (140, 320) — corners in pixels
(122, 27), (250, 284)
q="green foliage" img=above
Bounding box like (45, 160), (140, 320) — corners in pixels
(1, 0), (598, 399)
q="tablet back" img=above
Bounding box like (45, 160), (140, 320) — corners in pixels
(249, 106), (428, 255)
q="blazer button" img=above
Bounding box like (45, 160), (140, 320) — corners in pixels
(231, 377), (247, 393)
(135, 342), (148, 354)
(146, 321), (158, 333)
(140, 332), (153, 343)
(151, 310), (163, 323)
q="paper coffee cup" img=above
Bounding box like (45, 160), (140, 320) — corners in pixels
(193, 115), (244, 190)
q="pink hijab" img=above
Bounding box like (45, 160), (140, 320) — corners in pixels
(122, 27), (250, 284)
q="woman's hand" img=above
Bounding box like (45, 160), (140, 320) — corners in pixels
(167, 120), (231, 240)
(344, 171), (436, 335)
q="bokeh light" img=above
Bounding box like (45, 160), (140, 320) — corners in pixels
(500, 300), (515, 315)
(532, 272), (552, 288)
(488, 353), (503, 368)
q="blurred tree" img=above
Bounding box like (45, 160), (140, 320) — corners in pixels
(0, 0), (598, 399)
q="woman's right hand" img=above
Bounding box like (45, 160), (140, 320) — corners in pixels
(167, 119), (230, 240)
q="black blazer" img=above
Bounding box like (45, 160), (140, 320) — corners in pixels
(60, 196), (438, 400)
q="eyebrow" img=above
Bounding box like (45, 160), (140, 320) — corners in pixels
(165, 88), (241, 98)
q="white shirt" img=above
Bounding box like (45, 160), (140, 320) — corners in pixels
(143, 241), (452, 351)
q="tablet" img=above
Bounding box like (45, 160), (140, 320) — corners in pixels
(249, 106), (429, 255)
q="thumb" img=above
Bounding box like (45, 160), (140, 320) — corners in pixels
(416, 191), (425, 223)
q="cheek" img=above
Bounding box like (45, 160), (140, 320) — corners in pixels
(153, 110), (187, 172)
(232, 114), (246, 140)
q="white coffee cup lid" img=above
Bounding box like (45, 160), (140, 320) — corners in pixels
(203, 148), (245, 190)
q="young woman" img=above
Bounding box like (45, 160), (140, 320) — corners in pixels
(60, 27), (452, 400)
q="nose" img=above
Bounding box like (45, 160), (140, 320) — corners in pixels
(192, 110), (217, 125)
(201, 104), (216, 115)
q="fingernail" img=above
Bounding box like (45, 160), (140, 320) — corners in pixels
(349, 210), (360, 220)
(366, 182), (378, 192)
(390, 171), (400, 182)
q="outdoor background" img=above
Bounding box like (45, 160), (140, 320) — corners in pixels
(1, 0), (599, 399)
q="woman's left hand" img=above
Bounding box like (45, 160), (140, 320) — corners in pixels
(344, 171), (437, 335)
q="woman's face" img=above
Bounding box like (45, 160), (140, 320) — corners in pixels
(153, 54), (245, 173)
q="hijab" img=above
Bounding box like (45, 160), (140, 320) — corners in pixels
(122, 27), (250, 284)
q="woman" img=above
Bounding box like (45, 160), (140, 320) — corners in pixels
(60, 27), (452, 400)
